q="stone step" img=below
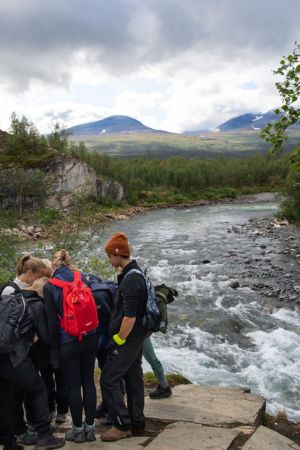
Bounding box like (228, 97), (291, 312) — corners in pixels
(144, 384), (266, 428)
(145, 421), (240, 450)
(241, 425), (300, 450)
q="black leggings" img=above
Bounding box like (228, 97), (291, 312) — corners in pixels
(0, 377), (14, 446)
(0, 355), (50, 438)
(60, 333), (97, 427)
(40, 366), (69, 415)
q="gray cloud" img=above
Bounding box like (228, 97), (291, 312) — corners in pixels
(0, 0), (299, 90)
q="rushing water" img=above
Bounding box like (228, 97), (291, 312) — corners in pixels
(88, 200), (300, 421)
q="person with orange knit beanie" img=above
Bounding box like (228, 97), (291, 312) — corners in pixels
(100, 232), (148, 442)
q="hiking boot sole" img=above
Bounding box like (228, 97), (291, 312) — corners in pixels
(35, 443), (65, 450)
(101, 432), (132, 442)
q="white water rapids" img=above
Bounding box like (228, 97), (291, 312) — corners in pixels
(87, 199), (300, 421)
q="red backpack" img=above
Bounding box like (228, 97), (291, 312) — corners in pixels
(49, 271), (99, 341)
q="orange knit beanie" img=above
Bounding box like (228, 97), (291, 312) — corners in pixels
(104, 232), (131, 257)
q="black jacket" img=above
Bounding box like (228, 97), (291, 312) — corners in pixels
(109, 260), (148, 339)
(9, 290), (49, 367)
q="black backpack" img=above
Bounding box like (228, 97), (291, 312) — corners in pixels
(0, 291), (28, 353)
(0, 283), (39, 354)
(155, 284), (178, 334)
(85, 273), (118, 336)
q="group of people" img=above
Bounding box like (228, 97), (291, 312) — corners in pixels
(0, 232), (172, 450)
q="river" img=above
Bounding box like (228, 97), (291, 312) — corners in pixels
(85, 196), (300, 421)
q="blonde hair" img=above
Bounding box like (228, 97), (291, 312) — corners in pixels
(52, 249), (78, 271)
(16, 254), (52, 278)
(41, 258), (53, 272)
(31, 277), (50, 298)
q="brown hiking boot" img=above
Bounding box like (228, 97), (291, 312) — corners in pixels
(101, 427), (132, 442)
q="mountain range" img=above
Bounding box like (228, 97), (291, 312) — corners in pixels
(67, 110), (299, 137)
(217, 111), (279, 132)
(188, 110), (300, 134)
(67, 115), (166, 136)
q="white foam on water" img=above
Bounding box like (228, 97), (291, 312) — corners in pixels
(215, 296), (224, 309)
(147, 325), (300, 421)
(271, 308), (300, 327)
(177, 278), (214, 294)
(149, 264), (201, 283)
(242, 328), (300, 421)
(161, 248), (198, 257)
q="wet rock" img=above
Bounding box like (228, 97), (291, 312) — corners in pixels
(204, 319), (243, 337)
(202, 259), (210, 264)
(242, 425), (300, 450)
(229, 281), (240, 289)
(145, 385), (266, 428)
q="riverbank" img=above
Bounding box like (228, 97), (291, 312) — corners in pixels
(231, 213), (300, 304)
(103, 192), (280, 221)
(1, 191), (280, 241)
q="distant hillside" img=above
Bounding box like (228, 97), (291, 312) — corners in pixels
(67, 115), (166, 136)
(185, 110), (300, 134)
(217, 110), (300, 132)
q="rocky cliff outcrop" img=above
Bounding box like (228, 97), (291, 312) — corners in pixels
(96, 177), (124, 202)
(44, 157), (97, 208)
(44, 157), (124, 208)
(0, 154), (124, 209)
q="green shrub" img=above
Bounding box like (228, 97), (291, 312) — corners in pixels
(77, 256), (117, 280)
(37, 209), (61, 225)
(281, 168), (300, 222)
(127, 192), (139, 206)
(0, 231), (19, 285)
(100, 196), (125, 208)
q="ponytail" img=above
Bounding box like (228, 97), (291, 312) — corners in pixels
(52, 249), (73, 268)
(16, 254), (52, 277)
(16, 254), (31, 276)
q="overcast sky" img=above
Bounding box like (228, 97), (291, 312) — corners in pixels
(0, 0), (299, 133)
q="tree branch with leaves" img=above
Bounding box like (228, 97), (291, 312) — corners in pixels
(261, 42), (300, 153)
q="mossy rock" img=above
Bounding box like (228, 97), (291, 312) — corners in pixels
(143, 372), (192, 388)
(94, 368), (191, 389)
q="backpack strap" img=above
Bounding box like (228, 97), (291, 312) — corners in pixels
(0, 281), (21, 296)
(49, 278), (70, 288)
(73, 271), (82, 285)
(123, 268), (144, 280)
(10, 282), (21, 293)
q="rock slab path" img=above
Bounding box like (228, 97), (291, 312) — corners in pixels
(26, 385), (300, 450)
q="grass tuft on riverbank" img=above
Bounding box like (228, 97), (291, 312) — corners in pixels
(143, 372), (192, 388)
